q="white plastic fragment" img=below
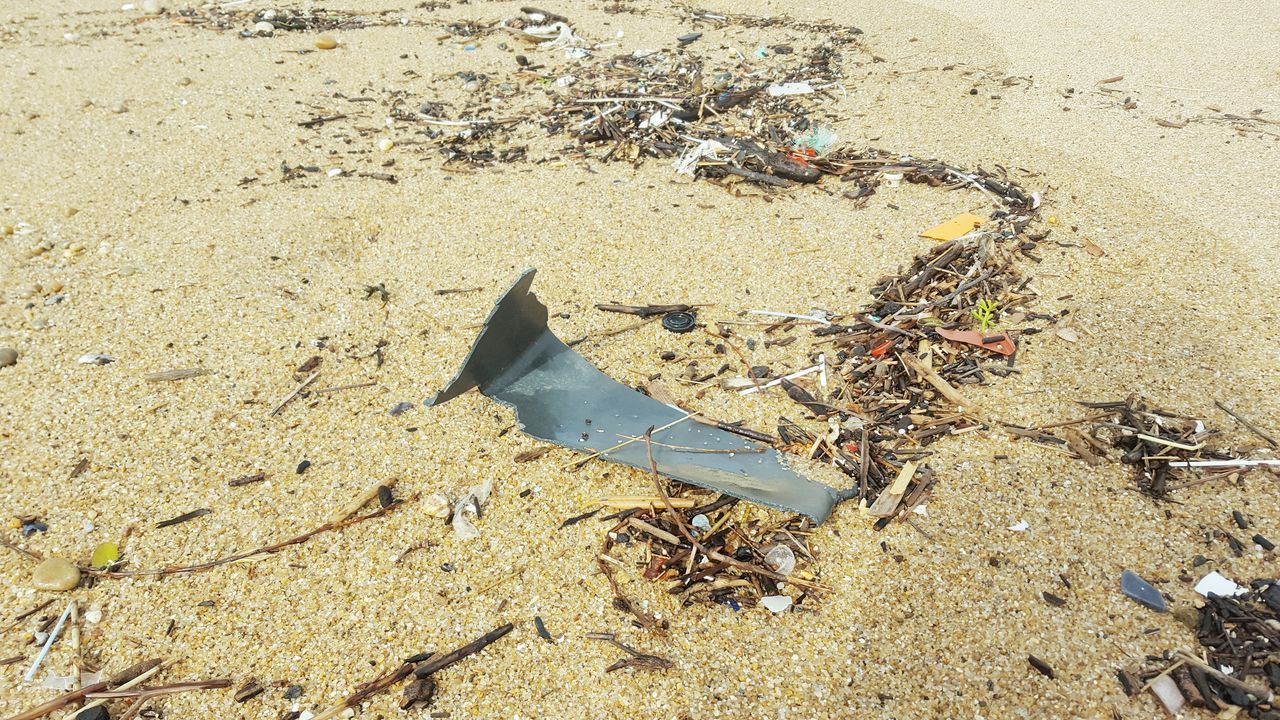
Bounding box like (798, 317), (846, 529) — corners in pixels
(1174, 459), (1280, 469)
(326, 168), (343, 178)
(39, 673), (77, 690)
(746, 309), (832, 325)
(1148, 674), (1185, 715)
(738, 361), (826, 396)
(638, 109), (670, 129)
(1007, 520), (1030, 532)
(766, 81), (813, 96)
(77, 353), (115, 365)
(1194, 571), (1247, 598)
(763, 544), (796, 576)
(672, 138), (728, 176)
(760, 595), (792, 613)
(25, 601), (73, 682)
(451, 478), (494, 540)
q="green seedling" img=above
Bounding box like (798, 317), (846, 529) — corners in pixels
(971, 298), (999, 332)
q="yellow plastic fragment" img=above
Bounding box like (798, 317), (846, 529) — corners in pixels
(90, 542), (119, 569)
(920, 213), (986, 241)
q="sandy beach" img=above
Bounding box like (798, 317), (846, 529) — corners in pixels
(2, 0), (1278, 718)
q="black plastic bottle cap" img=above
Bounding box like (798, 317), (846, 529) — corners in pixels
(661, 311), (696, 333)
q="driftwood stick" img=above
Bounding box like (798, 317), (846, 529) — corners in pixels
(4, 682), (109, 720)
(311, 664), (414, 720)
(413, 623), (514, 678)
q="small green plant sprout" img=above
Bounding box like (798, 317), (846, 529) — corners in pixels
(971, 298), (999, 331)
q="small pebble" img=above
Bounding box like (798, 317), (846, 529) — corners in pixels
(296, 459), (311, 474)
(75, 706), (109, 720)
(32, 557), (81, 591)
(254, 21), (274, 35)
(283, 685), (303, 700)
(139, 0), (162, 14)
(0, 347), (17, 368)
(84, 605), (103, 624)
(111, 101), (128, 114)
(377, 137), (395, 152)
(315, 34), (338, 50)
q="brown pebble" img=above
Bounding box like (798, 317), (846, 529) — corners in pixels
(32, 557), (80, 591)
(315, 34), (338, 50)
(0, 348), (17, 368)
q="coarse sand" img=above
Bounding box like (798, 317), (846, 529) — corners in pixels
(1, 0), (1278, 718)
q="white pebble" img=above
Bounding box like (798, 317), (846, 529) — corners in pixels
(85, 606), (103, 624)
(377, 137), (394, 152)
(326, 168), (343, 177)
(140, 0), (162, 14)
(254, 21), (274, 35)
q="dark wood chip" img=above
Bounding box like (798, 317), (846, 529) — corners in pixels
(156, 508), (212, 529)
(1028, 655), (1055, 679)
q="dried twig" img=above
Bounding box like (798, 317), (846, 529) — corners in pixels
(269, 371), (319, 416)
(90, 495), (413, 578)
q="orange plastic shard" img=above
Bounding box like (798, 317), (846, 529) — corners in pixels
(920, 213), (986, 241)
(935, 328), (1017, 356)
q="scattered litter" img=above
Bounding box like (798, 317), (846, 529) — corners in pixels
(1006, 519), (1029, 532)
(1194, 571), (1246, 598)
(1120, 569), (1166, 612)
(920, 213), (986, 241)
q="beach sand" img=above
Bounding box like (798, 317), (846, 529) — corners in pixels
(1, 0), (1278, 717)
